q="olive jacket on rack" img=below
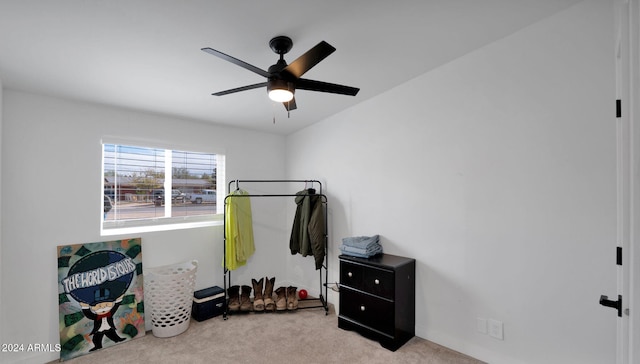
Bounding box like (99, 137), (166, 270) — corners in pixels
(290, 190), (325, 269)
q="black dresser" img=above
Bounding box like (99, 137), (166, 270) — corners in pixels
(338, 253), (416, 351)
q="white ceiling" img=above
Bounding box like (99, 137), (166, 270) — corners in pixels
(0, 0), (581, 135)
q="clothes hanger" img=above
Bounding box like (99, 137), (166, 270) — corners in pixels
(306, 180), (315, 194)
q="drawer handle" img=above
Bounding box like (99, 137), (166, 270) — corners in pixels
(348, 272), (353, 278)
(374, 279), (380, 285)
(360, 305), (366, 312)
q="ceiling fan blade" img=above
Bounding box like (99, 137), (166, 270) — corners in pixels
(283, 97), (297, 111)
(201, 47), (270, 78)
(297, 78), (360, 96)
(212, 82), (267, 96)
(283, 41), (336, 79)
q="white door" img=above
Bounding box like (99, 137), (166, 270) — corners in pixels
(626, 0), (640, 362)
(604, 1), (639, 363)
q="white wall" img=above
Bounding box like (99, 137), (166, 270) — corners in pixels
(286, 0), (617, 363)
(0, 90), (287, 363)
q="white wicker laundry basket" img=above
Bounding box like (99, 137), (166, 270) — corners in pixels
(145, 260), (198, 338)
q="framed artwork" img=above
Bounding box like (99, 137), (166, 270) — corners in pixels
(57, 238), (145, 361)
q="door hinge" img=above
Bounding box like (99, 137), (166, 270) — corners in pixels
(617, 246), (622, 265)
(600, 294), (622, 317)
(616, 99), (622, 118)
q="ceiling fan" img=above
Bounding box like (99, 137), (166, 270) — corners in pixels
(201, 36), (360, 111)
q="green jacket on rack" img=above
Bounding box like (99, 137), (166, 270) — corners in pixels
(290, 190), (325, 270)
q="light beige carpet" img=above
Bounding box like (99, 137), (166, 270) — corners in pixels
(56, 305), (484, 364)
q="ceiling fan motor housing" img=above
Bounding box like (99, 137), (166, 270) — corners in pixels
(268, 55), (295, 98)
(268, 59), (289, 74)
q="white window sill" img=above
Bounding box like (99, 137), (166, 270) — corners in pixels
(101, 216), (222, 236)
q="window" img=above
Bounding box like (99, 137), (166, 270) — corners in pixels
(102, 142), (224, 234)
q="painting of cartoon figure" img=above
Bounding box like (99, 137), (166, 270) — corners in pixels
(57, 239), (145, 361)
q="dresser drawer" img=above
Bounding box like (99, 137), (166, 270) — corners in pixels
(339, 287), (394, 336)
(340, 260), (394, 299)
(340, 260), (363, 288)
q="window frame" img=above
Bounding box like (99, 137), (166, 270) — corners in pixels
(100, 137), (225, 236)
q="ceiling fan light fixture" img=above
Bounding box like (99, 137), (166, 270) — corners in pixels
(269, 88), (294, 102)
(268, 79), (294, 102)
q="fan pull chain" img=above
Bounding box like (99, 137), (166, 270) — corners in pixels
(272, 103), (277, 124)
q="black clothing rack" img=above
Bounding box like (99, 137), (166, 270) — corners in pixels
(222, 179), (329, 319)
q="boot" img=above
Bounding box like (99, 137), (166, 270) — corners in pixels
(252, 278), (264, 312)
(287, 286), (298, 310)
(275, 286), (287, 311)
(263, 277), (275, 312)
(240, 285), (252, 312)
(227, 285), (240, 312)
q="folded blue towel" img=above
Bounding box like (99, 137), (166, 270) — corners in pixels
(340, 244), (382, 255)
(339, 235), (382, 258)
(339, 246), (382, 258)
(341, 235), (380, 249)
(339, 250), (372, 258)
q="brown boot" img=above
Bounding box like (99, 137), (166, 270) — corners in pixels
(263, 277), (275, 312)
(275, 286), (287, 311)
(227, 285), (240, 312)
(252, 278), (264, 312)
(240, 285), (252, 312)
(287, 286), (298, 310)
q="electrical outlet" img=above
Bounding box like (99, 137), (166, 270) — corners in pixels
(476, 318), (487, 334)
(488, 319), (504, 340)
